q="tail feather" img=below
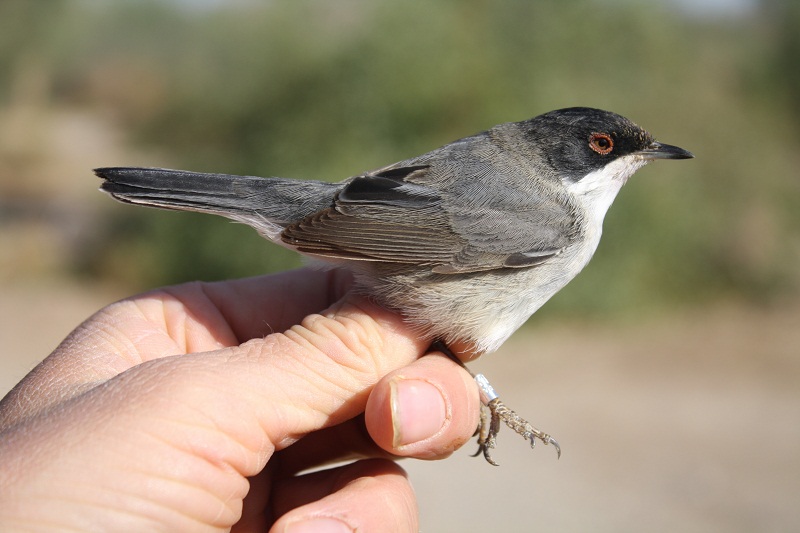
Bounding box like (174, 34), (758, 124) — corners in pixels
(96, 167), (338, 228)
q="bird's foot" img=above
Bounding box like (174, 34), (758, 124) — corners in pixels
(471, 373), (560, 465)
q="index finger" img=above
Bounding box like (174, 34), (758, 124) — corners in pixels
(0, 268), (354, 427)
(194, 267), (353, 342)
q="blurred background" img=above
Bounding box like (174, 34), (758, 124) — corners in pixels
(1, 0), (798, 530)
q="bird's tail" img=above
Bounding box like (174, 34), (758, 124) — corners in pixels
(96, 167), (337, 233)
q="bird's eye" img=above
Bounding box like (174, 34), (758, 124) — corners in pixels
(589, 133), (614, 155)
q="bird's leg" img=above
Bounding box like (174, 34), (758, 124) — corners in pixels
(431, 342), (561, 465)
(472, 374), (560, 465)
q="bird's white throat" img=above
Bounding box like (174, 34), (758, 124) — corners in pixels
(565, 155), (649, 227)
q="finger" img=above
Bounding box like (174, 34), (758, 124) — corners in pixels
(269, 459), (418, 533)
(103, 267), (353, 355)
(0, 268), (354, 423)
(271, 416), (392, 476)
(11, 296), (425, 471)
(274, 352), (480, 474)
(242, 296), (429, 454)
(197, 267), (354, 342)
(365, 351), (480, 459)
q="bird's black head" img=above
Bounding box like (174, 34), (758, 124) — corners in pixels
(521, 107), (693, 182)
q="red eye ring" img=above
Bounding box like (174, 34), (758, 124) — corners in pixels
(589, 133), (614, 155)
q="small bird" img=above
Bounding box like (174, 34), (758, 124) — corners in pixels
(97, 107), (693, 463)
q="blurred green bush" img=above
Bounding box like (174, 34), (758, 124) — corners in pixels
(2, 0), (798, 318)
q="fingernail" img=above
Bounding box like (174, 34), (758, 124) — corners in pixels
(285, 517), (353, 533)
(391, 378), (447, 447)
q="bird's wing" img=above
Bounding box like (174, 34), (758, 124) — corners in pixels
(281, 164), (578, 273)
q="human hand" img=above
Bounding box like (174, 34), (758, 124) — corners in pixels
(0, 268), (480, 532)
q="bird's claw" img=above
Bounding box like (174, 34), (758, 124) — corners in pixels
(543, 435), (561, 459)
(440, 361), (561, 465)
(473, 374), (561, 466)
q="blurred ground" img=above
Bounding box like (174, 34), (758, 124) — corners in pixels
(2, 283), (798, 532)
(408, 300), (800, 532)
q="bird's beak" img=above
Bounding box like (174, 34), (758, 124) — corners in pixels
(637, 141), (694, 160)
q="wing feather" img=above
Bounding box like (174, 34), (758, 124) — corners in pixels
(281, 158), (579, 273)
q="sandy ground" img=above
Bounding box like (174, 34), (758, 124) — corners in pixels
(1, 282), (798, 532)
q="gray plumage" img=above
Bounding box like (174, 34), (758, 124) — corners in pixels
(98, 107), (692, 354)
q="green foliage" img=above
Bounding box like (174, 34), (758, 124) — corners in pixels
(3, 0), (798, 318)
